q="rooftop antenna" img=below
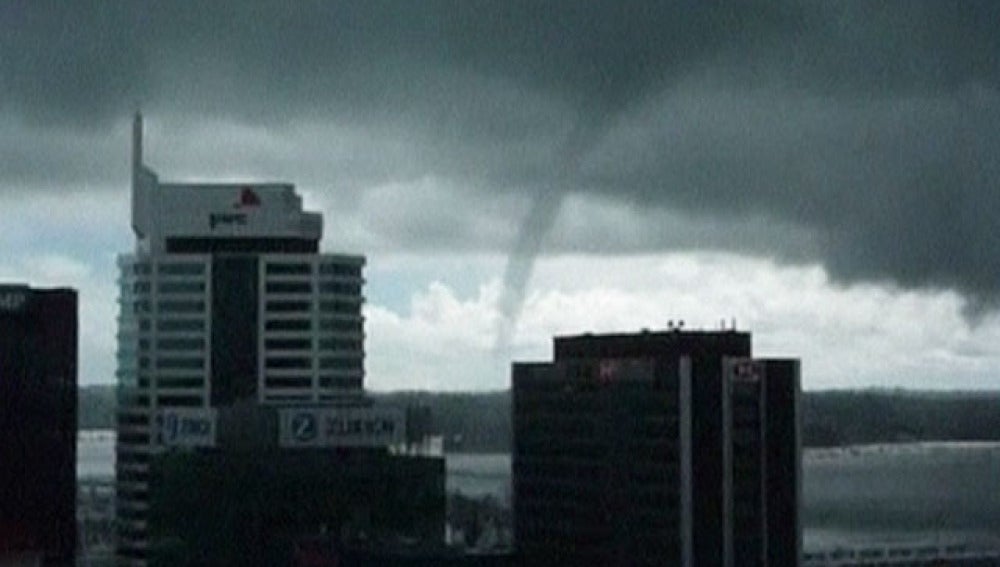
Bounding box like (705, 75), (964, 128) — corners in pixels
(132, 110), (143, 182)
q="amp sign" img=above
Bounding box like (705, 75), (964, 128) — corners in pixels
(278, 407), (404, 448)
(0, 292), (26, 312)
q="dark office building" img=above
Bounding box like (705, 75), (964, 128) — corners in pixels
(0, 285), (77, 566)
(147, 447), (445, 566)
(513, 329), (800, 567)
(723, 358), (802, 566)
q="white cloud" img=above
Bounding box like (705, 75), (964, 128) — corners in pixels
(365, 281), (506, 391)
(364, 253), (1000, 391)
(3, 188), (999, 392)
(0, 192), (128, 386)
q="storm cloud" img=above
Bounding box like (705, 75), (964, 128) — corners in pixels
(3, 1), (1000, 314)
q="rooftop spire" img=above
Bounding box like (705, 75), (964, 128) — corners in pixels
(132, 110), (143, 180)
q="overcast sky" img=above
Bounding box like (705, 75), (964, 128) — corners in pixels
(2, 1), (1000, 390)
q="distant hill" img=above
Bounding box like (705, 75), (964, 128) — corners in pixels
(79, 385), (1000, 451)
(79, 384), (117, 429)
(802, 389), (1000, 447)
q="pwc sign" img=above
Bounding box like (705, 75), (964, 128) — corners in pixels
(208, 187), (261, 229)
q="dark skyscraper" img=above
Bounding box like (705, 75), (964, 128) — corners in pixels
(0, 285), (77, 566)
(512, 329), (800, 567)
(116, 114), (441, 566)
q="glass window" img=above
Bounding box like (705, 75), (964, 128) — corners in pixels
(265, 376), (312, 389)
(158, 300), (205, 313)
(265, 319), (311, 331)
(158, 281), (205, 294)
(266, 300), (310, 312)
(158, 263), (205, 275)
(319, 301), (360, 314)
(319, 319), (362, 333)
(158, 377), (204, 389)
(318, 338), (361, 351)
(265, 357), (311, 369)
(319, 282), (361, 295)
(266, 281), (312, 294)
(156, 357), (204, 370)
(319, 376), (363, 389)
(156, 338), (204, 350)
(319, 263), (361, 277)
(265, 338), (312, 350)
(319, 357), (363, 370)
(156, 395), (203, 407)
(157, 319), (205, 332)
(266, 263), (311, 275)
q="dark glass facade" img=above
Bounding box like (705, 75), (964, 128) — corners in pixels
(515, 330), (800, 567)
(763, 359), (801, 567)
(550, 330), (752, 567)
(148, 448), (445, 566)
(210, 256), (259, 406)
(0, 286), (77, 565)
(167, 237), (318, 254)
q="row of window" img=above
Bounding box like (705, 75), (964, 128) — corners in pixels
(264, 319), (363, 332)
(264, 281), (362, 294)
(264, 338), (362, 350)
(157, 318), (204, 332)
(114, 393), (206, 409)
(129, 318), (362, 335)
(131, 300), (206, 314)
(129, 262), (206, 276)
(120, 373), (366, 391)
(155, 357), (204, 370)
(265, 300), (361, 314)
(131, 279), (360, 296)
(120, 318), (205, 333)
(264, 356), (363, 370)
(130, 281), (207, 294)
(263, 376), (364, 390)
(129, 261), (362, 278)
(157, 338), (204, 350)
(265, 263), (362, 277)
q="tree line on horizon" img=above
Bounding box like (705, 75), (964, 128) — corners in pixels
(79, 385), (1000, 450)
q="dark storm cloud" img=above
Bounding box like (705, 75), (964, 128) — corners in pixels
(3, 1), (1000, 311)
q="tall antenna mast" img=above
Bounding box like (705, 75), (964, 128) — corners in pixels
(132, 111), (143, 185)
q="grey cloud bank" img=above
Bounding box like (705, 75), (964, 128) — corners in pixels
(3, 1), (1000, 313)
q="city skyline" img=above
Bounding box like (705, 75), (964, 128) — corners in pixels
(3, 2), (1000, 390)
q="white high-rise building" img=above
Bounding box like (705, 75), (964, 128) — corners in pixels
(114, 114), (367, 564)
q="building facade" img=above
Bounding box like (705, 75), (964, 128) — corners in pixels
(114, 115), (373, 564)
(512, 329), (800, 567)
(0, 285), (77, 566)
(147, 449), (445, 566)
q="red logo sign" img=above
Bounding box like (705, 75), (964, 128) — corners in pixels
(598, 359), (619, 384)
(732, 360), (761, 383)
(234, 186), (261, 208)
